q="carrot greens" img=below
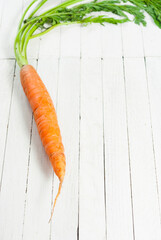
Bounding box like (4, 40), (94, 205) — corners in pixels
(14, 0), (161, 67)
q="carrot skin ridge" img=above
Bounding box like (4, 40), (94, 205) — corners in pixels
(20, 64), (66, 219)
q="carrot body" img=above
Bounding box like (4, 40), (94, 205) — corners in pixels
(20, 65), (66, 220)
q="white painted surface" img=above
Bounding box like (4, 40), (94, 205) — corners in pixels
(102, 25), (122, 58)
(103, 58), (134, 240)
(0, 1), (161, 240)
(142, 15), (161, 57)
(79, 58), (106, 240)
(0, 60), (15, 182)
(81, 24), (102, 58)
(39, 0), (61, 58)
(121, 23), (144, 57)
(146, 57), (161, 212)
(124, 58), (161, 240)
(0, 60), (35, 240)
(0, 0), (23, 58)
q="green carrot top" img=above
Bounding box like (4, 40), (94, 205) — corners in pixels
(14, 0), (161, 67)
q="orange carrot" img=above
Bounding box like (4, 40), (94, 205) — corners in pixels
(20, 65), (66, 221)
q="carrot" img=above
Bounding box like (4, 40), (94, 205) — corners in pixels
(14, 0), (161, 223)
(20, 65), (66, 221)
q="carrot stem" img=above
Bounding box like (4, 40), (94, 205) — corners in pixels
(30, 21), (78, 39)
(39, 0), (84, 17)
(22, 24), (39, 59)
(18, 0), (38, 30)
(28, 0), (48, 19)
(20, 24), (33, 52)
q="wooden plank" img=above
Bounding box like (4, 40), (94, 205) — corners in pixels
(79, 58), (106, 240)
(81, 24), (102, 58)
(60, 25), (80, 58)
(51, 57), (80, 240)
(59, 0), (81, 58)
(0, 0), (23, 58)
(0, 60), (36, 240)
(0, 0), (4, 27)
(142, 15), (161, 57)
(102, 25), (122, 58)
(121, 23), (144, 57)
(103, 57), (134, 240)
(0, 60), (15, 184)
(23, 57), (59, 240)
(39, 28), (61, 58)
(26, 38), (40, 60)
(145, 57), (161, 214)
(39, 0), (62, 59)
(124, 57), (161, 240)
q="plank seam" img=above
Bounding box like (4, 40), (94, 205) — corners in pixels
(144, 57), (161, 225)
(21, 114), (34, 240)
(77, 57), (81, 240)
(141, 25), (146, 57)
(120, 25), (124, 57)
(0, 60), (16, 192)
(142, 22), (161, 222)
(77, 25), (82, 240)
(121, 25), (135, 239)
(2, 56), (161, 61)
(101, 58), (107, 240)
(122, 56), (135, 240)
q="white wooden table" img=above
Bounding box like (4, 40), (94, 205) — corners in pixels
(0, 1), (161, 239)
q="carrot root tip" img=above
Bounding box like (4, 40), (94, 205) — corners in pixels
(48, 180), (63, 223)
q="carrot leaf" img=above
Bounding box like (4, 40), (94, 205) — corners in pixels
(14, 0), (161, 67)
